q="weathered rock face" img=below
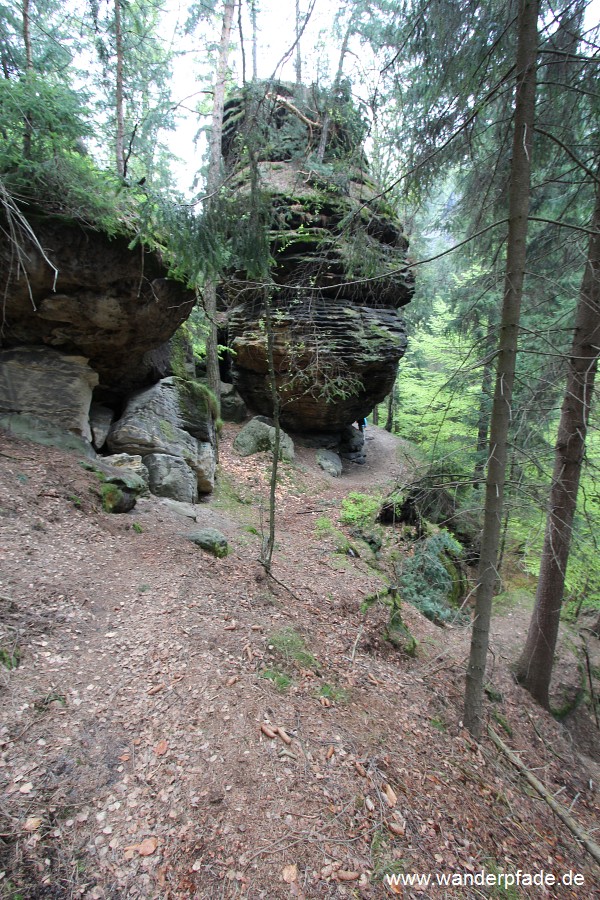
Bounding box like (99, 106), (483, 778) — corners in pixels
(0, 214), (195, 393)
(107, 377), (216, 499)
(0, 347), (98, 441)
(220, 83), (414, 433)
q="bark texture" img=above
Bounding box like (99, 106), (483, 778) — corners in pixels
(464, 0), (539, 739)
(515, 173), (600, 707)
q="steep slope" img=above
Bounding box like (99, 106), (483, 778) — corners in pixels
(0, 424), (598, 898)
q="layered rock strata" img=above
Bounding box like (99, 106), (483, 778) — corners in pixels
(220, 84), (414, 433)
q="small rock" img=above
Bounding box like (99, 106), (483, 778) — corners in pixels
(187, 528), (229, 558)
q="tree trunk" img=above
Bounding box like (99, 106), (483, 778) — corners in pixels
(317, 15), (353, 163)
(473, 355), (493, 489)
(385, 386), (396, 433)
(114, 0), (125, 178)
(371, 405), (379, 426)
(203, 0), (236, 408)
(260, 287), (280, 574)
(463, 0), (539, 739)
(22, 0), (33, 158)
(295, 0), (302, 85)
(251, 0), (258, 81)
(515, 171), (600, 707)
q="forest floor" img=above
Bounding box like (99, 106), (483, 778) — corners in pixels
(0, 422), (599, 900)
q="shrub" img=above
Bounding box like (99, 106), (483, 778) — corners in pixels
(395, 530), (469, 626)
(340, 492), (381, 527)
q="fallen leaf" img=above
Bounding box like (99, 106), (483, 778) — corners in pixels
(154, 739), (169, 757)
(365, 796), (375, 812)
(119, 753), (130, 762)
(23, 816), (43, 832)
(19, 782), (33, 794)
(384, 784), (397, 807)
(388, 821), (405, 836)
(326, 745), (335, 760)
(226, 676), (239, 686)
(124, 836), (158, 857)
(355, 762), (367, 777)
(367, 673), (379, 685)
(147, 684), (164, 695)
(282, 863), (298, 883)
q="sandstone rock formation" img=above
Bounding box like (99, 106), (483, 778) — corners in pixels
(220, 83), (414, 433)
(0, 347), (98, 442)
(0, 213), (195, 394)
(107, 377), (216, 499)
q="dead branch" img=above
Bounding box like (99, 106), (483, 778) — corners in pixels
(266, 92), (321, 129)
(488, 725), (600, 866)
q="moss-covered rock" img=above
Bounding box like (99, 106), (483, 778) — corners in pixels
(218, 81), (414, 432)
(187, 528), (229, 558)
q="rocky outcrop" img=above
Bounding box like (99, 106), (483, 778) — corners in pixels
(220, 83), (414, 433)
(107, 377), (216, 499)
(0, 214), (194, 394)
(220, 381), (247, 423)
(0, 347), (98, 441)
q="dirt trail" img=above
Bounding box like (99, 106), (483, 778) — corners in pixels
(0, 424), (598, 899)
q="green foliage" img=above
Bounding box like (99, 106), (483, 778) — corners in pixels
(318, 682), (349, 704)
(100, 483), (125, 513)
(393, 299), (482, 475)
(132, 522), (143, 534)
(268, 627), (317, 670)
(0, 645), (20, 670)
(314, 515), (334, 537)
(340, 492), (381, 527)
(261, 668), (292, 692)
(396, 531), (468, 626)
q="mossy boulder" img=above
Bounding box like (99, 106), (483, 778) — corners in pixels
(100, 483), (136, 514)
(220, 81), (414, 432)
(187, 528), (229, 558)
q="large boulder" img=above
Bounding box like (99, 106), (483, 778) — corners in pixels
(107, 377), (216, 496)
(220, 83), (413, 432)
(316, 449), (342, 477)
(0, 346), (98, 441)
(0, 214), (195, 394)
(145, 453), (198, 503)
(233, 416), (295, 461)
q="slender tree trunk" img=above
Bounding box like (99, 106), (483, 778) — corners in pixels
(371, 405), (379, 426)
(22, 0), (33, 158)
(317, 16), (353, 163)
(385, 385), (396, 433)
(295, 0), (302, 85)
(203, 0), (236, 408)
(473, 356), (493, 489)
(515, 172), (600, 707)
(251, 0), (258, 81)
(464, 0), (539, 739)
(260, 287), (280, 574)
(114, 0), (125, 178)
